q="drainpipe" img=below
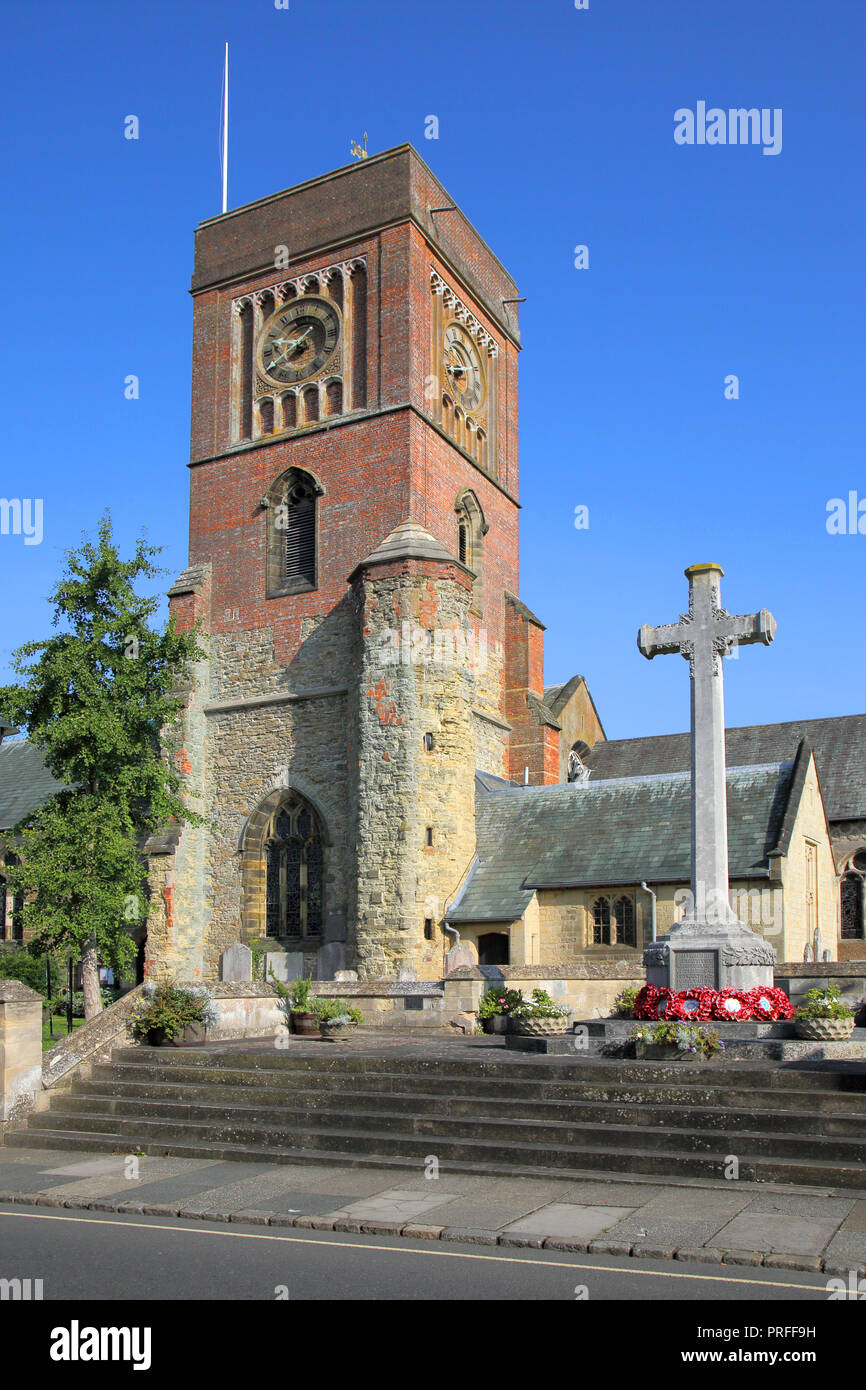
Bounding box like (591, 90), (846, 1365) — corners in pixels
(640, 881), (657, 942)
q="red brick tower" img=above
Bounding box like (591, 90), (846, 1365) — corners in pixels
(149, 145), (556, 984)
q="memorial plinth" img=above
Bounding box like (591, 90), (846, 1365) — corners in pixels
(638, 563), (777, 993)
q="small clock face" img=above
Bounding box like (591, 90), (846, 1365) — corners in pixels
(443, 323), (485, 413)
(259, 297), (340, 384)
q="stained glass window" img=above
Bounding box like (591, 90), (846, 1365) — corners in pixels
(264, 796), (324, 939)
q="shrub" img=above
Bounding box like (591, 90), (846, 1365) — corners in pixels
(477, 986), (525, 1020)
(794, 985), (854, 1022)
(314, 997), (363, 1025)
(511, 988), (568, 1021)
(632, 1021), (723, 1058)
(130, 982), (216, 1041)
(613, 986), (640, 1018)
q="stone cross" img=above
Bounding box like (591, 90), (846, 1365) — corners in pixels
(637, 563), (778, 990)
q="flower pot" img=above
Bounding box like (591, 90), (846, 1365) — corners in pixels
(291, 1011), (321, 1036)
(491, 1015), (512, 1034)
(480, 1017), (495, 1034)
(513, 1016), (570, 1037)
(168, 1023), (207, 1046)
(320, 1020), (355, 1040)
(794, 1017), (855, 1041)
(145, 1027), (168, 1047)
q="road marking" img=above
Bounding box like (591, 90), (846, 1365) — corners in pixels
(0, 1208), (826, 1291)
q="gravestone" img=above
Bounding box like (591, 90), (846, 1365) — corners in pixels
(265, 951), (304, 983)
(220, 943), (252, 983)
(317, 942), (346, 981)
(638, 563), (777, 992)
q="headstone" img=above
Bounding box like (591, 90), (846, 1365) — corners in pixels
(325, 910), (347, 943)
(317, 942), (346, 981)
(445, 943), (475, 975)
(265, 951), (303, 983)
(638, 564), (777, 992)
(220, 943), (252, 983)
(803, 943), (814, 963)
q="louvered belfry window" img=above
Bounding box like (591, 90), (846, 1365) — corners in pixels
(265, 795), (324, 939)
(282, 479), (316, 585)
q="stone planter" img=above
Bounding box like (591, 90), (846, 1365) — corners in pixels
(144, 1023), (207, 1047)
(794, 1017), (855, 1041)
(291, 1011), (320, 1037)
(480, 1017), (495, 1034)
(513, 1016), (570, 1037)
(320, 1020), (356, 1040)
(491, 1015), (512, 1035)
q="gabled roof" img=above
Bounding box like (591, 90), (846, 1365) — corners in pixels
(0, 739), (67, 831)
(586, 715), (866, 821)
(450, 759), (801, 924)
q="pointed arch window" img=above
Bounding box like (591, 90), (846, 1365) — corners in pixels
(0, 856), (23, 943)
(266, 467), (323, 598)
(265, 795), (324, 939)
(841, 869), (864, 940)
(591, 893), (638, 948)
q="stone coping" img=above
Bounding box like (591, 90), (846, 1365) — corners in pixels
(0, 980), (42, 1003)
(778, 962), (866, 977)
(446, 964), (645, 981)
(205, 981), (444, 998)
(42, 986), (144, 1089)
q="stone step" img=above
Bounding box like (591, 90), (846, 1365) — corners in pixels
(106, 1045), (866, 1089)
(62, 1082), (866, 1137)
(27, 1100), (866, 1166)
(9, 1117), (866, 1190)
(93, 1056), (866, 1100)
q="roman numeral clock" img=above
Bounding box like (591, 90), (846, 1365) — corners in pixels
(430, 270), (499, 476)
(259, 297), (341, 385)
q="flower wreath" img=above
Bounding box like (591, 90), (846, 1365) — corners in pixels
(633, 985), (676, 1019)
(665, 987), (715, 1021)
(748, 986), (794, 1021)
(710, 988), (755, 1022)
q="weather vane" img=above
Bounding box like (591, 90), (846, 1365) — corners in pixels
(350, 131), (369, 160)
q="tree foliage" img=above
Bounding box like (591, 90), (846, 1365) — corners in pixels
(0, 515), (204, 1006)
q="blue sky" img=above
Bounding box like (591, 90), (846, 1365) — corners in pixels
(1, 0), (863, 740)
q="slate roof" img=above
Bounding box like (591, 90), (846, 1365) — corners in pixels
(450, 760), (799, 924)
(0, 739), (68, 831)
(586, 715), (866, 821)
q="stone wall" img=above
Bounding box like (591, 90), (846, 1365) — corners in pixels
(349, 559), (480, 981)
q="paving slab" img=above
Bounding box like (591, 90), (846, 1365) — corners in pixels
(820, 1231), (866, 1271)
(634, 1188), (751, 1221)
(411, 1197), (546, 1230)
(709, 1212), (844, 1257)
(93, 1161), (269, 1206)
(501, 1203), (634, 1241)
(604, 1215), (736, 1248)
(325, 1189), (462, 1224)
(738, 1193), (855, 1221)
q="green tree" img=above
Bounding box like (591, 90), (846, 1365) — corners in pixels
(0, 515), (204, 1018)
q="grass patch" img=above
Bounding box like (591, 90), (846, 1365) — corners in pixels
(42, 1017), (86, 1051)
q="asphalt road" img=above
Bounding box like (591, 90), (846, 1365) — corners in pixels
(0, 1203), (834, 1301)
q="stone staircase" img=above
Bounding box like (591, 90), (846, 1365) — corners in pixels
(7, 1046), (866, 1189)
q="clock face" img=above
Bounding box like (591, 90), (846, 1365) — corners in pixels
(444, 323), (485, 413)
(259, 297), (340, 384)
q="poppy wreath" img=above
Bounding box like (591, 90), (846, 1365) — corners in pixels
(666, 987), (716, 1021)
(632, 985), (660, 1019)
(749, 986), (795, 1021)
(711, 988), (755, 1022)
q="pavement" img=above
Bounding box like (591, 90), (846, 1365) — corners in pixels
(1, 1144), (864, 1277)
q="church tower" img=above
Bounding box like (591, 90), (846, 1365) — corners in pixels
(146, 145), (556, 984)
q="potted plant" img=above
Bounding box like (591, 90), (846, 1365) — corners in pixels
(477, 986), (525, 1033)
(632, 1020), (724, 1061)
(793, 986), (856, 1041)
(130, 982), (217, 1046)
(512, 988), (572, 1037)
(315, 997), (363, 1039)
(268, 970), (320, 1034)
